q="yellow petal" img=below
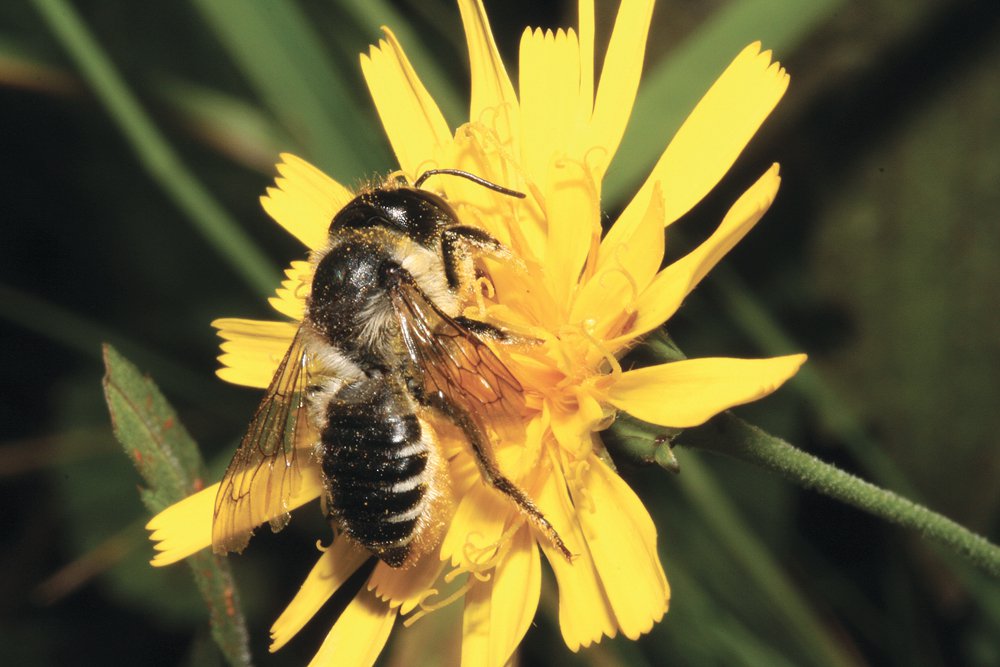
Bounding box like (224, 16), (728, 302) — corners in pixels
(213, 317), (298, 389)
(608, 354), (807, 428)
(543, 158), (600, 308)
(147, 463), (325, 566)
(267, 260), (311, 321)
(577, 0), (594, 119)
(519, 27), (583, 181)
(460, 527), (541, 667)
(367, 552), (445, 614)
(440, 480), (509, 570)
(487, 526), (541, 666)
(616, 43), (788, 237)
(307, 587), (396, 667)
(461, 574), (491, 667)
(270, 538), (371, 651)
(587, 0), (654, 179)
(614, 164), (781, 346)
(146, 483), (216, 566)
(360, 28), (452, 181)
(534, 458), (616, 650)
(458, 0), (519, 151)
(572, 455), (668, 640)
(260, 153), (352, 250)
(571, 181), (664, 335)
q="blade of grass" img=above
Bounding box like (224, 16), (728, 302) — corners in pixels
(674, 455), (855, 667)
(30, 0), (278, 297)
(605, 0), (843, 204)
(102, 345), (251, 667)
(155, 77), (289, 171)
(191, 0), (388, 177)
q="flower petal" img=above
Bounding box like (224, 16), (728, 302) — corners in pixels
(267, 260), (311, 320)
(487, 525), (541, 666)
(587, 0), (654, 179)
(543, 158), (600, 308)
(577, 0), (594, 119)
(440, 480), (509, 570)
(614, 164), (781, 346)
(571, 181), (664, 336)
(146, 484), (217, 566)
(146, 461), (325, 566)
(608, 354), (807, 428)
(458, 0), (519, 150)
(571, 455), (668, 640)
(367, 552), (445, 614)
(519, 27), (583, 181)
(307, 587), (396, 667)
(534, 457), (616, 650)
(360, 28), (453, 181)
(270, 538), (371, 651)
(261, 153), (353, 249)
(213, 317), (299, 388)
(461, 573), (491, 666)
(616, 43), (788, 237)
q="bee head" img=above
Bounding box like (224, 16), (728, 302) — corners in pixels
(330, 188), (458, 247)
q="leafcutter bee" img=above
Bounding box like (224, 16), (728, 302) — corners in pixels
(213, 169), (570, 568)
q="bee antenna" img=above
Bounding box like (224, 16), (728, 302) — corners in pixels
(413, 169), (526, 199)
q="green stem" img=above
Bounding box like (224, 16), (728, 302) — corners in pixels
(31, 0), (278, 296)
(678, 413), (1000, 578)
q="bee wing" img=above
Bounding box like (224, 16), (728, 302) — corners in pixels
(213, 329), (311, 554)
(389, 281), (526, 442)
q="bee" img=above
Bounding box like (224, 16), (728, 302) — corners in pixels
(213, 169), (570, 568)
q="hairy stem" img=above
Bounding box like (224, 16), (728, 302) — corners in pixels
(677, 413), (1000, 578)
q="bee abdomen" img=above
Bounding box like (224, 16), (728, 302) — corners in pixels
(320, 404), (431, 566)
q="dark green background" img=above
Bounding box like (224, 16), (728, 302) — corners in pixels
(2, 0), (999, 665)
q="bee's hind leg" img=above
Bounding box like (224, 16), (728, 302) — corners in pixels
(432, 398), (573, 562)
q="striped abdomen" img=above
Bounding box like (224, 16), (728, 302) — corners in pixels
(318, 382), (431, 567)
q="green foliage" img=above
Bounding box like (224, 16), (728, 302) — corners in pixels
(102, 345), (251, 667)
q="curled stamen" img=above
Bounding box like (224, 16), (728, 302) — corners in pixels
(402, 579), (475, 628)
(583, 144), (609, 176)
(314, 539), (330, 553)
(598, 266), (639, 311)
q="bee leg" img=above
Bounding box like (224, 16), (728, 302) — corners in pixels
(431, 398), (573, 562)
(453, 316), (508, 340)
(441, 226), (509, 290)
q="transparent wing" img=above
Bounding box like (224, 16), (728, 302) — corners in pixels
(389, 281), (526, 441)
(213, 329), (311, 554)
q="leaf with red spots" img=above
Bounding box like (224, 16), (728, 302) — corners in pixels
(102, 344), (251, 667)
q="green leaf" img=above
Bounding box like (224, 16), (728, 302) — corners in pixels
(102, 345), (252, 667)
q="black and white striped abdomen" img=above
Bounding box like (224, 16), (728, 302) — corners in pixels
(318, 382), (432, 568)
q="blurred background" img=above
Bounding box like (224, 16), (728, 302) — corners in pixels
(2, 0), (999, 665)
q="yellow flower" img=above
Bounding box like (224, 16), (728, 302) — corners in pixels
(146, 1), (804, 664)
